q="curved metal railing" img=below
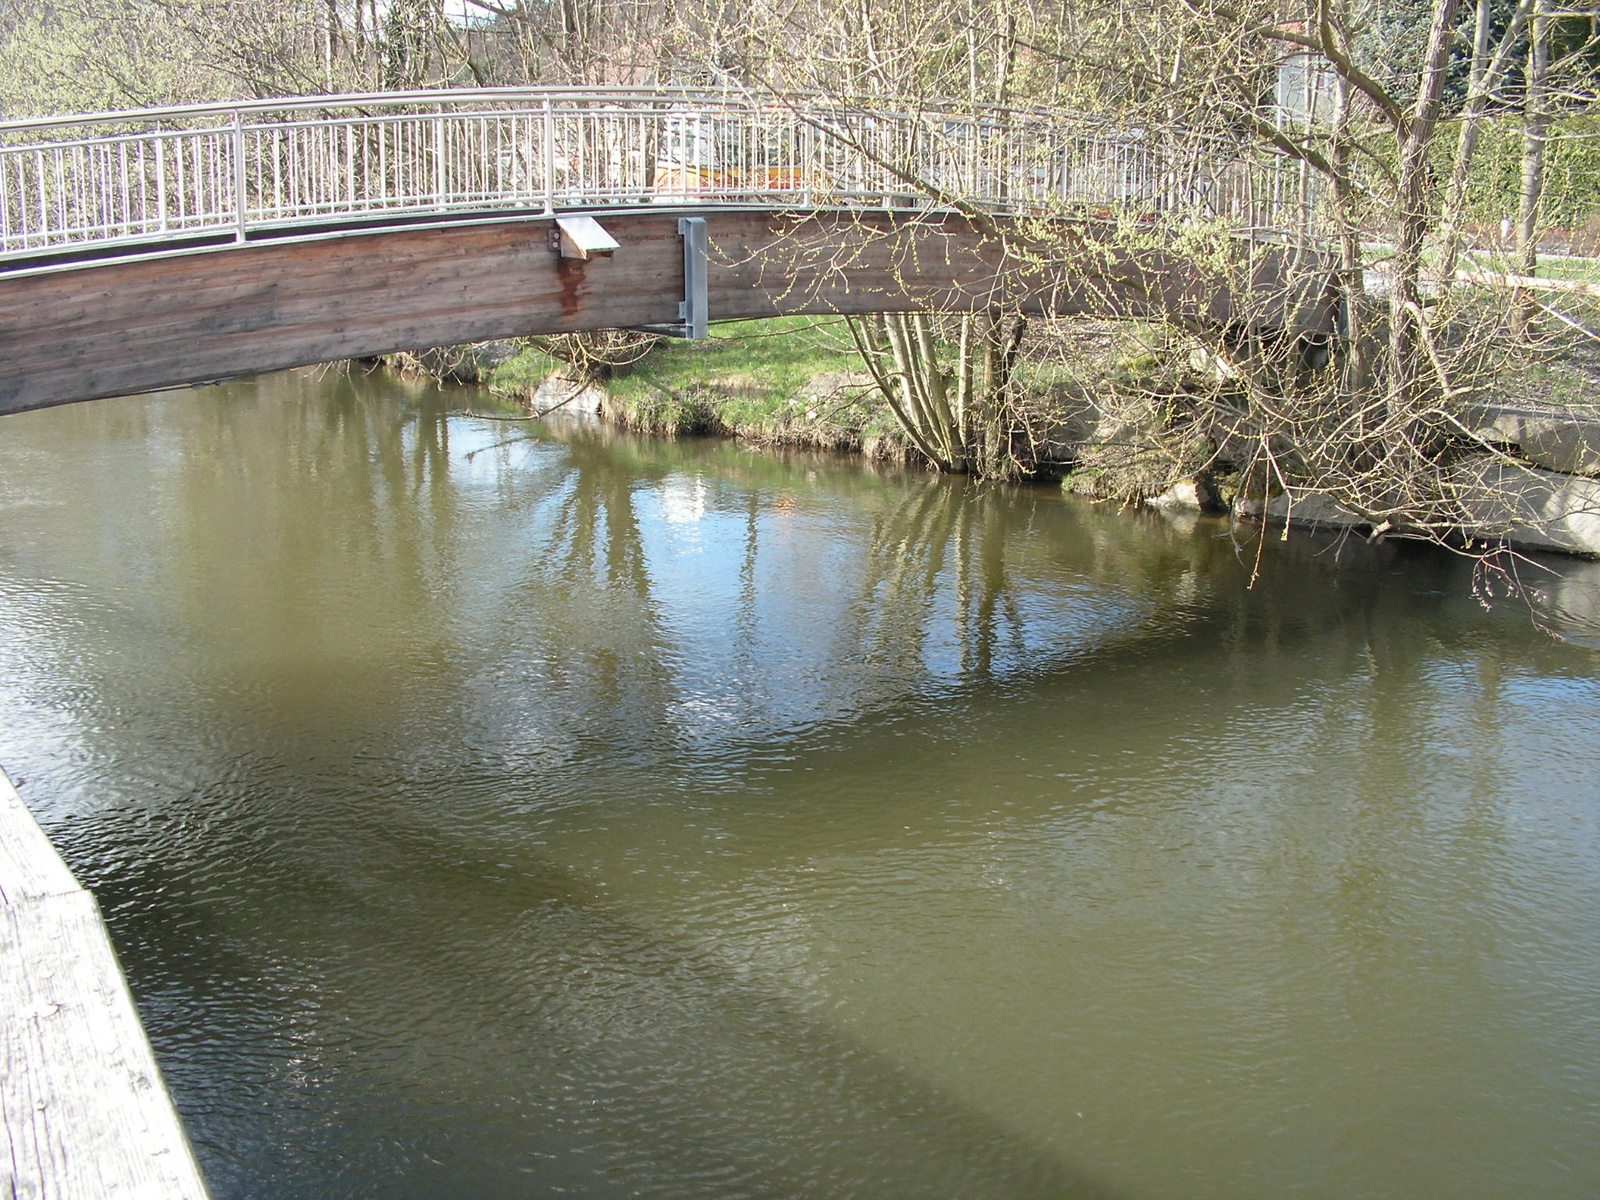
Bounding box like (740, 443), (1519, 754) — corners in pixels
(0, 87), (1310, 262)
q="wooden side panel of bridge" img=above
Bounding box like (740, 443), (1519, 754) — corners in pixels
(0, 208), (1336, 417)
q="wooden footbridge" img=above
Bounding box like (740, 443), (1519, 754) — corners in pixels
(0, 87), (1337, 416)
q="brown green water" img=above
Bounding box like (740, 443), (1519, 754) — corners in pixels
(1, 370), (1598, 1199)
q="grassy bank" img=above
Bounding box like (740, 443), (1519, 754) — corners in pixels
(487, 316), (920, 458)
(476, 304), (1600, 517)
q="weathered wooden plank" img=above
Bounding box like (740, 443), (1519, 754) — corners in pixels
(0, 214), (686, 412)
(1, 768), (209, 1200)
(0, 207), (1337, 417)
(0, 771), (79, 908)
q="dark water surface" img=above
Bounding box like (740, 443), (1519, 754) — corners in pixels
(1, 370), (1598, 1199)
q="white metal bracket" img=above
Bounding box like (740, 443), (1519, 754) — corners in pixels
(552, 215), (619, 260)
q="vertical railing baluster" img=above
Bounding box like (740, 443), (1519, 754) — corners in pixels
(75, 145), (88, 240)
(27, 150), (39, 246)
(117, 142), (129, 236)
(693, 110), (703, 198)
(494, 114), (504, 200)
(154, 131), (168, 233)
(51, 147), (64, 245)
(397, 118), (406, 206)
(1, 153), (11, 251)
(543, 95), (556, 213)
(576, 105), (587, 200)
(86, 144), (97, 238)
(434, 106), (447, 209)
(230, 116), (245, 238)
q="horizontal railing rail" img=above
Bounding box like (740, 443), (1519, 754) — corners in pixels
(0, 89), (1320, 262)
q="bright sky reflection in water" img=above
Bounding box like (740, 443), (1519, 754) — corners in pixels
(0, 369), (1597, 1199)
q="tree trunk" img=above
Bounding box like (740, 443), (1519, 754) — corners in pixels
(1439, 0), (1534, 279)
(1387, 0), (1460, 412)
(1330, 71), (1367, 405)
(1516, 0), (1550, 337)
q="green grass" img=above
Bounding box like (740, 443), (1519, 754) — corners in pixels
(478, 316), (1142, 467)
(1520, 360), (1600, 409)
(1363, 242), (1600, 285)
(1533, 258), (1600, 284)
(605, 316), (854, 412)
(487, 316), (906, 449)
(486, 346), (565, 398)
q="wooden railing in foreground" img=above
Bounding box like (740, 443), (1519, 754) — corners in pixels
(1, 766), (209, 1199)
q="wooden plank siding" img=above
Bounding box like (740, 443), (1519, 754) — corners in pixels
(1, 767), (210, 1199)
(0, 206), (1338, 417)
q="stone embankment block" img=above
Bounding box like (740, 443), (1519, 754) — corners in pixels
(1466, 402), (1600, 479)
(1451, 458), (1600, 557)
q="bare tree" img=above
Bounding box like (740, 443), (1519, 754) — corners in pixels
(687, 0), (1599, 560)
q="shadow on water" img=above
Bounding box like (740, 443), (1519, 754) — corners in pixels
(93, 829), (1123, 1199)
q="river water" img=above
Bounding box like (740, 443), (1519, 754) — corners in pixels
(1, 369), (1598, 1199)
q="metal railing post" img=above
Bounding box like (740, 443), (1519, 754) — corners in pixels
(542, 96), (556, 214)
(799, 121), (812, 207)
(155, 127), (168, 234)
(434, 106), (447, 209)
(232, 112), (247, 241)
